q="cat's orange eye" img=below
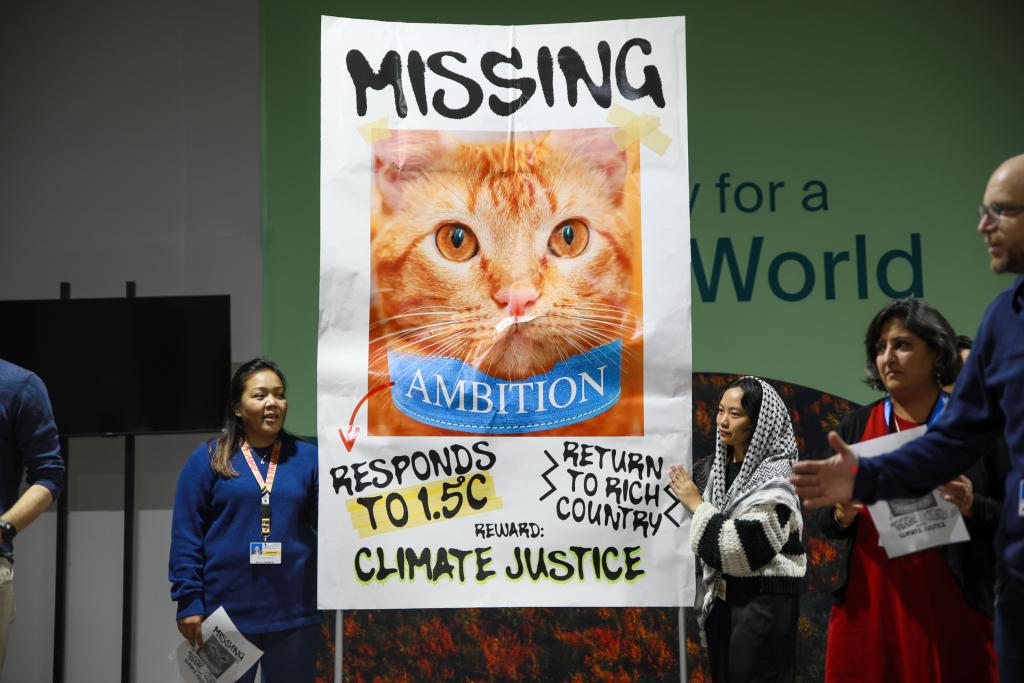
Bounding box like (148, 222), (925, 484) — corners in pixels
(435, 223), (479, 262)
(548, 219), (589, 258)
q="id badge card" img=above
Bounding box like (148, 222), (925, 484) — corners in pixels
(249, 541), (283, 565)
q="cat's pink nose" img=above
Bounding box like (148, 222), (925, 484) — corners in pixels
(495, 285), (539, 318)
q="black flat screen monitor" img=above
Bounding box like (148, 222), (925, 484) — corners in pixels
(0, 295), (231, 436)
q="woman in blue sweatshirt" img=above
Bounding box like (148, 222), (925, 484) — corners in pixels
(169, 358), (319, 682)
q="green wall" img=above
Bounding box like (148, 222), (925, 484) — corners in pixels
(263, 0), (1024, 435)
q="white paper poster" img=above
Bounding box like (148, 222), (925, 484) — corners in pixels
(318, 15), (692, 608)
(171, 607), (263, 683)
(852, 427), (970, 558)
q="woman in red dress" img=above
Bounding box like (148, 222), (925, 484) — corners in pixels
(817, 298), (1000, 682)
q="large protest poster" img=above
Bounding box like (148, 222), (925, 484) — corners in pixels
(318, 15), (692, 609)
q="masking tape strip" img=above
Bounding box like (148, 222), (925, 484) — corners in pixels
(607, 104), (672, 155)
(358, 117), (391, 145)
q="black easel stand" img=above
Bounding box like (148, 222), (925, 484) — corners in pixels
(53, 282), (70, 683)
(52, 281), (138, 683)
(122, 280), (136, 683)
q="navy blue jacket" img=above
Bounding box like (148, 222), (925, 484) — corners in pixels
(169, 437), (319, 633)
(0, 359), (65, 561)
(853, 276), (1024, 583)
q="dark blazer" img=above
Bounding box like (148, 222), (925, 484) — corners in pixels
(814, 399), (1003, 617)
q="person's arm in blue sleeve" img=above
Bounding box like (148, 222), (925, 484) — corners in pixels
(309, 446), (317, 536)
(312, 457), (319, 533)
(2, 373), (64, 533)
(168, 446), (214, 620)
(854, 326), (1001, 503)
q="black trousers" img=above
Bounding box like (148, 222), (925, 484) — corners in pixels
(706, 592), (798, 683)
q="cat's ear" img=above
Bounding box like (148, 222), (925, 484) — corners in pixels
(544, 128), (627, 205)
(373, 130), (454, 213)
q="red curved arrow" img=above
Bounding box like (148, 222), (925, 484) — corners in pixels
(338, 381), (394, 452)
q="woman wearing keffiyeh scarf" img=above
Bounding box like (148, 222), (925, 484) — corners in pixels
(669, 377), (805, 683)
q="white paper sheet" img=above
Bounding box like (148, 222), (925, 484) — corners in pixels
(851, 426), (970, 558)
(170, 607), (263, 683)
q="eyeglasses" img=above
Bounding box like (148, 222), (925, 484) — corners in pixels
(978, 203), (1024, 222)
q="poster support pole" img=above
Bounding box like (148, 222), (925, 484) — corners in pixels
(121, 280), (137, 683)
(52, 281), (70, 683)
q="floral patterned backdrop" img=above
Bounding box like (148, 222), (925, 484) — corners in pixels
(316, 373), (860, 682)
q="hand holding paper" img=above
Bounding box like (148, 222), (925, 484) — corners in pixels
(172, 607), (262, 683)
(833, 502), (864, 527)
(833, 426), (970, 558)
(177, 614), (203, 649)
(938, 475), (974, 518)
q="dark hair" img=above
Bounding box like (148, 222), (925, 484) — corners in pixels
(863, 298), (961, 391)
(956, 334), (973, 352)
(718, 377), (763, 449)
(210, 358), (288, 477)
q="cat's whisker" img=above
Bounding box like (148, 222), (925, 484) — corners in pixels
(560, 335), (589, 357)
(468, 337), (495, 370)
(468, 338), (500, 370)
(375, 304), (459, 316)
(373, 305), (461, 323)
(554, 312), (632, 326)
(562, 325), (635, 357)
(568, 301), (629, 309)
(428, 334), (476, 361)
(546, 311), (636, 335)
(557, 305), (626, 313)
(369, 326), (452, 347)
(368, 319), (473, 345)
(369, 321), (494, 376)
(569, 329), (641, 364)
(563, 310), (635, 323)
(567, 327), (616, 348)
(378, 328), (475, 360)
(567, 303), (634, 314)
(366, 332), (466, 372)
(370, 308), (458, 329)
(570, 321), (636, 337)
(556, 306), (643, 333)
(577, 286), (638, 299)
(559, 330), (639, 367)
(403, 330), (472, 358)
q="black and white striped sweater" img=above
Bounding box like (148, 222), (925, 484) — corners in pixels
(690, 490), (806, 592)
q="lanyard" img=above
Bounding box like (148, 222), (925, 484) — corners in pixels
(241, 440), (280, 540)
(884, 392), (949, 433)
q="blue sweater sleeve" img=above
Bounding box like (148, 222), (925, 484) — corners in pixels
(854, 305), (1002, 503)
(14, 373), (64, 500)
(168, 445), (215, 619)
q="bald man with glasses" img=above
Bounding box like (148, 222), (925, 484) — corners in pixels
(792, 153), (1024, 682)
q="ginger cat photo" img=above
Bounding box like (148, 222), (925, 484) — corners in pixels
(367, 128), (644, 436)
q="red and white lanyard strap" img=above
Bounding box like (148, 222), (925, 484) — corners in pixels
(241, 440), (280, 540)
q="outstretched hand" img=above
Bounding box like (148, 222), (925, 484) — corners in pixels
(790, 431), (859, 509)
